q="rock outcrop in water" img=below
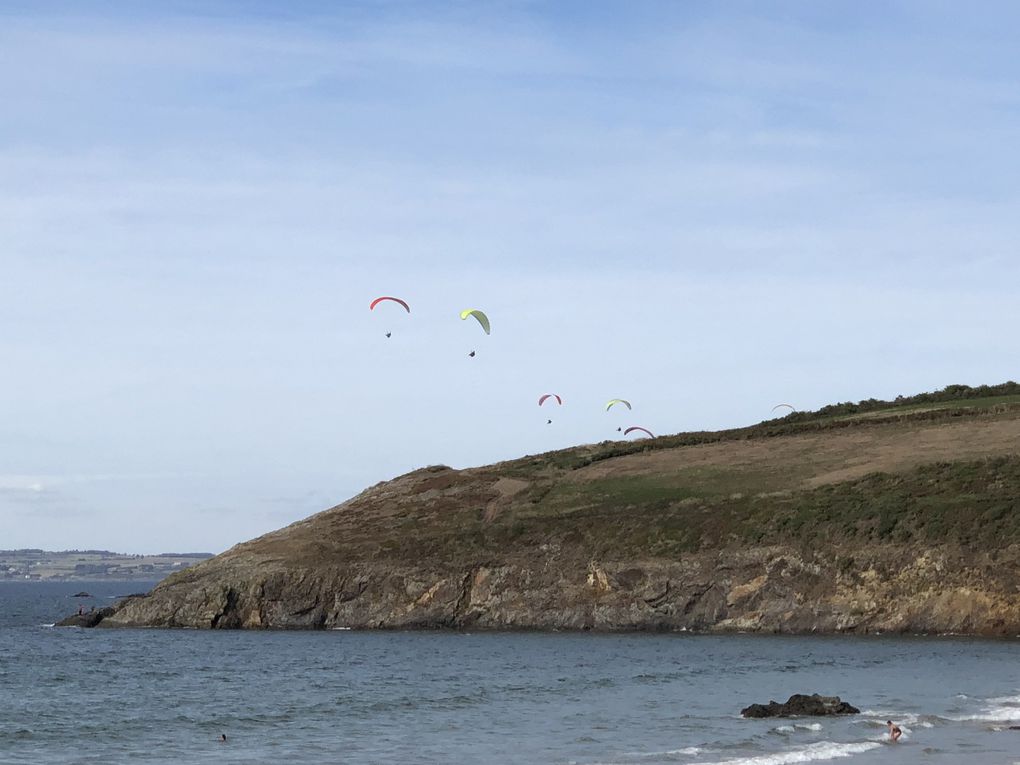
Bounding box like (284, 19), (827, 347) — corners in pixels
(57, 607), (115, 628)
(741, 694), (860, 718)
(74, 387), (1020, 635)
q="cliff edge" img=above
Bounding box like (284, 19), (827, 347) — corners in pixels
(92, 385), (1020, 634)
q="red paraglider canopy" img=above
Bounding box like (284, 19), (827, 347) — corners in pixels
(370, 296), (410, 313)
(624, 426), (654, 438)
(538, 394), (563, 406)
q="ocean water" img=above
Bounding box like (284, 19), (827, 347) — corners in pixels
(2, 581), (1019, 765)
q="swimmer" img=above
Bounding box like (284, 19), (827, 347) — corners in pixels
(886, 720), (901, 742)
(220, 733), (227, 743)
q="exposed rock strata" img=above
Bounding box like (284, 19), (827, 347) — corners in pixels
(92, 544), (1020, 634)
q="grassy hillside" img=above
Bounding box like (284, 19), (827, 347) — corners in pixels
(239, 383), (1020, 569)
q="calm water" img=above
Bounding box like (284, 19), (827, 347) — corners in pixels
(2, 581), (1020, 765)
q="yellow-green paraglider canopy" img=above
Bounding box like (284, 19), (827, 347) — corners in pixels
(460, 309), (491, 335)
(606, 398), (632, 411)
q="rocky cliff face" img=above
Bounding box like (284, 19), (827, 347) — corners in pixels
(93, 403), (1020, 634)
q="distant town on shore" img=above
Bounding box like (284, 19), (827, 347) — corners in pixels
(1, 549), (213, 581)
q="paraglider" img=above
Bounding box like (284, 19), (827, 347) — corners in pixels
(370, 296), (410, 338)
(771, 403), (797, 414)
(468, 351), (476, 358)
(624, 426), (654, 438)
(605, 399), (632, 411)
(546, 419), (552, 425)
(538, 394), (563, 407)
(460, 309), (491, 335)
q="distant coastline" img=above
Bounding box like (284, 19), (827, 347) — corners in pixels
(1, 549), (212, 582)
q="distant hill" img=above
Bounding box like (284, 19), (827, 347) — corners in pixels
(1, 550), (213, 581)
(86, 383), (1020, 634)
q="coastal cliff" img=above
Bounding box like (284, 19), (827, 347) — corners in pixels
(87, 386), (1020, 634)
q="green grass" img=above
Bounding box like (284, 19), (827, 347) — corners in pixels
(497, 385), (1020, 478)
(326, 385), (1020, 567)
(461, 456), (1020, 561)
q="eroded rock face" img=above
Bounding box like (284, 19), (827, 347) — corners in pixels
(83, 543), (1020, 635)
(741, 694), (860, 718)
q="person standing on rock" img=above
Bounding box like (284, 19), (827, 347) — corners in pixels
(886, 721), (902, 742)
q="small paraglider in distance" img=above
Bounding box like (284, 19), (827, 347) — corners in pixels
(461, 309), (488, 357)
(606, 399), (632, 411)
(547, 419), (553, 425)
(370, 296), (410, 338)
(538, 394), (563, 407)
(624, 426), (654, 438)
(771, 403), (796, 415)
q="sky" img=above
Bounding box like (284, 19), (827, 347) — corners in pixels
(2, 1), (1019, 553)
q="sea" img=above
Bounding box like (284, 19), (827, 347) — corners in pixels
(1, 581), (1019, 765)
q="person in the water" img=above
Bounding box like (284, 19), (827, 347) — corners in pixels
(886, 721), (901, 742)
(220, 734), (227, 743)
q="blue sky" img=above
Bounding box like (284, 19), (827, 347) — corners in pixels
(2, 1), (1019, 552)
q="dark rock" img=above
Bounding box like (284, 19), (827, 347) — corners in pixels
(1009, 726), (1020, 730)
(741, 694), (860, 718)
(57, 607), (116, 628)
(72, 592), (91, 598)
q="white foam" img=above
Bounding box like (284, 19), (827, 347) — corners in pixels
(945, 694), (1020, 723)
(697, 741), (882, 765)
(795, 723), (822, 732)
(857, 711), (919, 727)
(947, 707), (1020, 722)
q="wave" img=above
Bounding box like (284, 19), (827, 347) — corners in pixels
(771, 723), (821, 735)
(696, 741), (882, 765)
(946, 707), (1020, 722)
(621, 746), (705, 758)
(944, 693), (1020, 723)
(585, 746), (707, 764)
